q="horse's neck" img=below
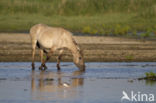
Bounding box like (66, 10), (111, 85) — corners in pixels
(70, 46), (79, 57)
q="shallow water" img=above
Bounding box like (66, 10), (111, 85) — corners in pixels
(0, 62), (156, 103)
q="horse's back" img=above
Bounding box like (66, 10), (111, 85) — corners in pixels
(30, 24), (72, 38)
(30, 24), (47, 34)
(30, 24), (74, 49)
(39, 27), (73, 49)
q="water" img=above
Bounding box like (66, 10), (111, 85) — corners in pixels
(0, 62), (156, 103)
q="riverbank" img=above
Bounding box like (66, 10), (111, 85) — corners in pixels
(0, 0), (156, 35)
(0, 33), (156, 62)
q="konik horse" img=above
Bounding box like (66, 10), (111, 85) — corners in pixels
(29, 24), (85, 71)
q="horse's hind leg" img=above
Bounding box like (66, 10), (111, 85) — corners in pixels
(57, 49), (64, 70)
(31, 40), (37, 70)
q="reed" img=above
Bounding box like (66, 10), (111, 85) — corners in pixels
(0, 0), (156, 36)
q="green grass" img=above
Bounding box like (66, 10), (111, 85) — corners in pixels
(146, 72), (156, 78)
(144, 72), (156, 85)
(0, 0), (156, 36)
(138, 72), (156, 86)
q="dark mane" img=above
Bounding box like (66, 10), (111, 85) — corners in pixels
(72, 38), (83, 57)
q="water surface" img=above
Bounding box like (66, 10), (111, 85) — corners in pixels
(0, 62), (156, 103)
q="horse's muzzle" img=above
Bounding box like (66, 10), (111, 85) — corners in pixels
(77, 64), (85, 71)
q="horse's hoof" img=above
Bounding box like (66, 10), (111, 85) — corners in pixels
(32, 67), (35, 70)
(44, 65), (47, 70)
(32, 63), (35, 70)
(57, 64), (61, 71)
(39, 66), (43, 70)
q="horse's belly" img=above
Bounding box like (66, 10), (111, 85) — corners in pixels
(38, 39), (53, 49)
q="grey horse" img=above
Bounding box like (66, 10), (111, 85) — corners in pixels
(29, 24), (85, 71)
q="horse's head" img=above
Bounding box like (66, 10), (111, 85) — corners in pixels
(73, 49), (85, 71)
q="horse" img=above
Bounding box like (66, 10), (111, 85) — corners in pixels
(29, 24), (85, 71)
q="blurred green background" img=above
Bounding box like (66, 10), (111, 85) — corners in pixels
(0, 0), (156, 36)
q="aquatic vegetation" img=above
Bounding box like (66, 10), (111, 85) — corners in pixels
(138, 72), (156, 81)
(145, 79), (156, 86)
(145, 72), (156, 78)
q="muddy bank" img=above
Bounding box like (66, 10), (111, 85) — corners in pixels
(0, 33), (156, 62)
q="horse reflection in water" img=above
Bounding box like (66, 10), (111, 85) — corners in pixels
(31, 70), (84, 100)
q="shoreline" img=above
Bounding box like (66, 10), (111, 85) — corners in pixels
(0, 33), (156, 62)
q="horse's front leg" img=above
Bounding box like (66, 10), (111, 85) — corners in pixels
(32, 48), (35, 70)
(57, 50), (64, 70)
(39, 49), (47, 70)
(31, 40), (37, 70)
(39, 50), (53, 70)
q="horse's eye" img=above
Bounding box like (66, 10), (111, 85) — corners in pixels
(79, 57), (82, 60)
